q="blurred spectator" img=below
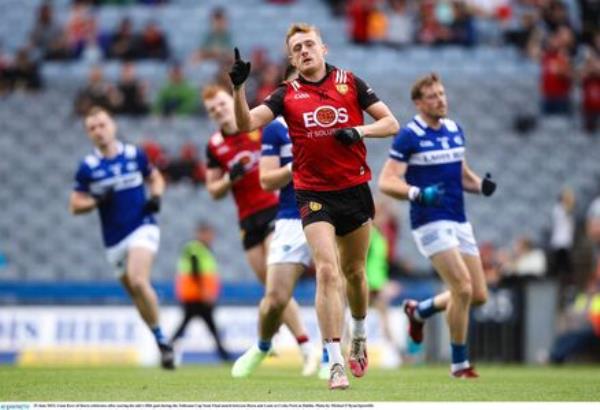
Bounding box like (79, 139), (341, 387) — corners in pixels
(154, 64), (199, 116)
(384, 0), (414, 49)
(549, 188), (576, 281)
(542, 0), (573, 34)
(73, 66), (120, 116)
(579, 0), (600, 45)
(109, 17), (140, 60)
(114, 63), (149, 116)
(450, 1), (477, 47)
(500, 236), (547, 277)
(65, 2), (96, 54)
(30, 1), (72, 60)
(323, 0), (346, 16)
(549, 267), (600, 364)
(0, 47), (43, 93)
(348, 0), (374, 45)
(164, 143), (207, 186)
(141, 139), (169, 170)
(580, 33), (600, 134)
(416, 0), (452, 45)
(192, 7), (233, 63)
(139, 20), (170, 60)
(367, 1), (389, 44)
(504, 10), (544, 59)
(540, 28), (574, 115)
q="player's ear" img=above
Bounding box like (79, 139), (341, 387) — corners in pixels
(322, 43), (328, 57)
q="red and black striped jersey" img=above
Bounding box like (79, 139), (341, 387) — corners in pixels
(263, 64), (379, 192)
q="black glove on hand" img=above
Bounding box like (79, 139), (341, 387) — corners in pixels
(92, 187), (113, 207)
(481, 173), (497, 197)
(229, 162), (246, 182)
(228, 47), (251, 88)
(144, 195), (161, 214)
(333, 127), (362, 146)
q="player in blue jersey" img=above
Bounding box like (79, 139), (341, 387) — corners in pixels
(232, 68), (322, 379)
(68, 107), (175, 370)
(378, 73), (497, 378)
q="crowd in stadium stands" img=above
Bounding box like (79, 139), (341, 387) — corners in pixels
(141, 139), (207, 186)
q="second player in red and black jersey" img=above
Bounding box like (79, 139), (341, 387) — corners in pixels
(230, 23), (399, 390)
(202, 84), (277, 256)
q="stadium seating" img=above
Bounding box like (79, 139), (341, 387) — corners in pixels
(1, 2), (599, 282)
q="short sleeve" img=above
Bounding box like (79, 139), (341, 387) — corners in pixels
(73, 163), (91, 193)
(457, 124), (467, 146)
(262, 84), (286, 118)
(354, 75), (380, 110)
(389, 128), (414, 163)
(261, 120), (287, 156)
(205, 145), (221, 169)
(136, 147), (153, 178)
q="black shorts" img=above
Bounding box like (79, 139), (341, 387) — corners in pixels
(296, 183), (375, 236)
(239, 206), (277, 250)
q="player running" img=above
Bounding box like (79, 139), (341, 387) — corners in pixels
(229, 23), (399, 389)
(378, 73), (497, 378)
(202, 85), (313, 367)
(69, 107), (174, 370)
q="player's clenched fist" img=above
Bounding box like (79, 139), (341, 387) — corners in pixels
(229, 47), (251, 88)
(333, 127), (363, 146)
(481, 173), (496, 197)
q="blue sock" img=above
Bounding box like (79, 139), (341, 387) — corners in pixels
(321, 347), (329, 364)
(257, 340), (272, 353)
(151, 326), (167, 346)
(417, 298), (442, 320)
(451, 343), (468, 365)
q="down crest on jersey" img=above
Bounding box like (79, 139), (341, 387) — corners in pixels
(262, 65), (379, 192)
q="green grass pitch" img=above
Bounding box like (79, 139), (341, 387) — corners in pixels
(2, 364), (599, 401)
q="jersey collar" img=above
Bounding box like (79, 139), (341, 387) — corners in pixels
(414, 115), (444, 132)
(297, 63), (336, 86)
(94, 141), (124, 158)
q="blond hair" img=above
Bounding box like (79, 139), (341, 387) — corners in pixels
(411, 73), (442, 101)
(285, 23), (322, 49)
(85, 106), (111, 119)
(202, 84), (230, 101)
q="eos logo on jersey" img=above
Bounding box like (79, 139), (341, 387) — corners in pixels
(303, 106), (349, 128)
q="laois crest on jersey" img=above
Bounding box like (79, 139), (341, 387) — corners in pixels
(389, 115), (467, 229)
(261, 117), (300, 220)
(74, 142), (156, 247)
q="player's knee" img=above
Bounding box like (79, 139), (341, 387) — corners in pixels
(127, 274), (148, 293)
(452, 281), (473, 303)
(471, 289), (488, 306)
(263, 289), (289, 313)
(341, 263), (365, 285)
(316, 262), (341, 289)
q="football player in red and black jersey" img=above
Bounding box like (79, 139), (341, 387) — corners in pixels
(229, 24), (399, 389)
(202, 84), (314, 366)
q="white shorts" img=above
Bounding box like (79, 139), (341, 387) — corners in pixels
(267, 219), (312, 267)
(412, 221), (479, 259)
(105, 224), (160, 277)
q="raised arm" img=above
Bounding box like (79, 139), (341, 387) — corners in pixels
(229, 47), (274, 132)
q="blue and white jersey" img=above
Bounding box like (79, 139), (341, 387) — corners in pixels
(261, 117), (299, 220)
(73, 141), (156, 247)
(389, 115), (467, 229)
